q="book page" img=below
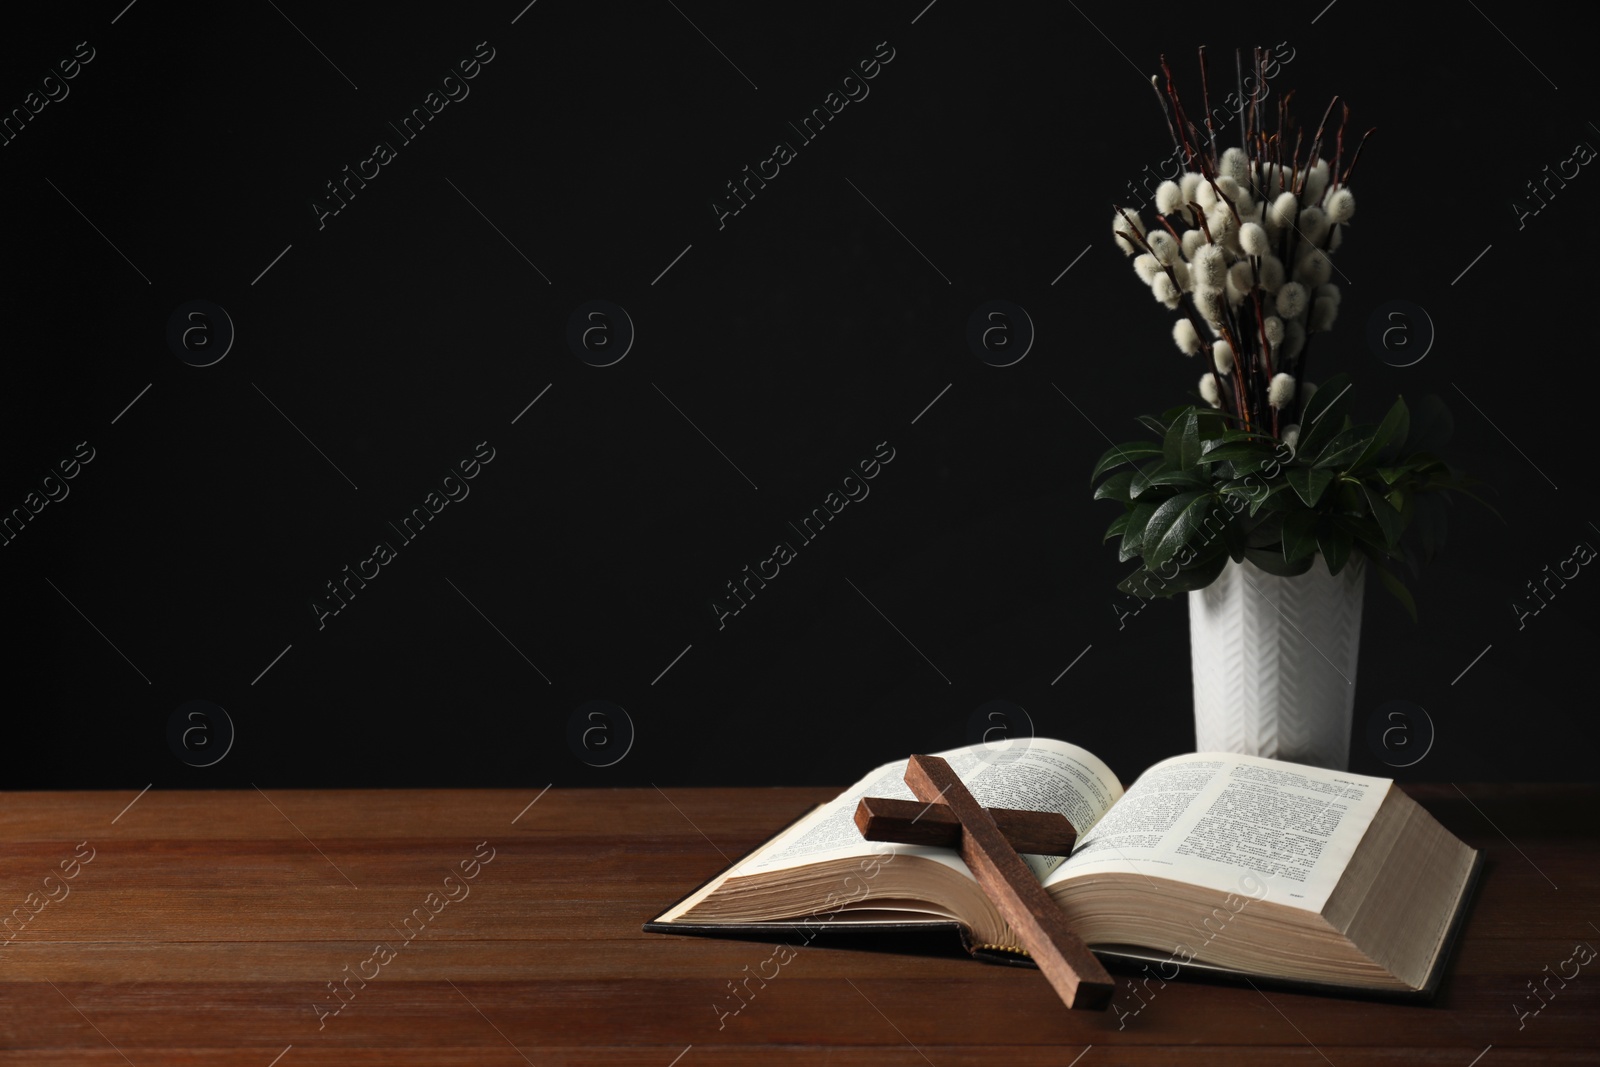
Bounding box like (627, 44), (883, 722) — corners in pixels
(1049, 752), (1391, 912)
(739, 738), (1124, 881)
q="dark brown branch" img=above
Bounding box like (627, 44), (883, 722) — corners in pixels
(1341, 127), (1377, 186)
(1236, 47), (1249, 151)
(1277, 89), (1290, 175)
(1328, 102), (1352, 203)
(1297, 95), (1341, 197)
(1251, 284), (1273, 378)
(1160, 54), (1202, 174)
(1199, 45), (1218, 173)
(1148, 74), (1182, 155)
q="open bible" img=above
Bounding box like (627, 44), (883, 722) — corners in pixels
(645, 739), (1482, 998)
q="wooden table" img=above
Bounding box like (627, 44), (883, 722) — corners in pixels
(1, 784), (1595, 1065)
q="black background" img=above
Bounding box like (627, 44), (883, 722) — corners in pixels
(3, 1), (1596, 792)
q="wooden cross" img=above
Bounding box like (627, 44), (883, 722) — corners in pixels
(854, 753), (1114, 1011)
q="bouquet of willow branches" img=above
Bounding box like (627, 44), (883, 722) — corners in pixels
(1092, 47), (1481, 618)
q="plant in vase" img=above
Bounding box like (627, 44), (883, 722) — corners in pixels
(1089, 49), (1485, 770)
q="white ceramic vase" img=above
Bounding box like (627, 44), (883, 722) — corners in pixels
(1187, 555), (1366, 770)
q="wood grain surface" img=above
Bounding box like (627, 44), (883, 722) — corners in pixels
(1, 783), (1596, 1065)
(854, 795), (1078, 854)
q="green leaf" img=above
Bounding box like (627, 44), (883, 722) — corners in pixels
(1406, 394), (1454, 455)
(1194, 409), (1228, 442)
(1282, 510), (1320, 562)
(1103, 512), (1132, 543)
(1244, 515), (1285, 548)
(1125, 456), (1166, 493)
(1311, 424), (1375, 470)
(1247, 481), (1297, 517)
(1198, 440), (1278, 466)
(1412, 492), (1450, 562)
(1093, 469), (1137, 503)
(1142, 491), (1219, 570)
(1286, 466), (1335, 506)
(1361, 483), (1404, 548)
(1243, 547), (1317, 577)
(1342, 515), (1394, 561)
(1376, 464), (1417, 485)
(1135, 414), (1171, 437)
(1349, 397), (1409, 472)
(1452, 483), (1505, 523)
(1119, 501), (1158, 562)
(1370, 556), (1419, 623)
(1091, 440), (1162, 484)
(1389, 485), (1411, 519)
(1167, 549), (1232, 592)
(1224, 521), (1250, 562)
(1210, 429), (1281, 462)
(1118, 549), (1230, 597)
(1163, 410), (1203, 469)
(1296, 374), (1354, 456)
(1316, 521), (1353, 575)
(1131, 468), (1211, 498)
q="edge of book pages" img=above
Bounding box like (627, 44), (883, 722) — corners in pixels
(642, 801), (1487, 1004)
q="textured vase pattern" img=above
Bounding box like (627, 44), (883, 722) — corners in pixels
(1188, 556), (1365, 770)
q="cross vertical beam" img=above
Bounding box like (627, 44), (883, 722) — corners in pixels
(856, 753), (1114, 1011)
